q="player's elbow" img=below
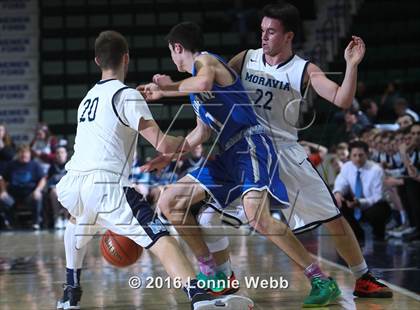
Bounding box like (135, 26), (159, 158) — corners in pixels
(335, 96), (353, 109)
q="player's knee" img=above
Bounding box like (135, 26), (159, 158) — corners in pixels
(156, 186), (184, 219)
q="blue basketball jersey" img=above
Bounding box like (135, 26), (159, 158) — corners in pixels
(189, 52), (259, 147)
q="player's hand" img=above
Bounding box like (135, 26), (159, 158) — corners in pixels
(344, 36), (365, 66)
(140, 153), (174, 173)
(137, 83), (164, 101)
(152, 74), (173, 88)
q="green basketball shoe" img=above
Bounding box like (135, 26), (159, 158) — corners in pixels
(303, 277), (341, 308)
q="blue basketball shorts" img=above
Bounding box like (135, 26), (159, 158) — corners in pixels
(188, 133), (289, 208)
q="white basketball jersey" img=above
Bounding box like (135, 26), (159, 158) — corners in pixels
(65, 79), (153, 179)
(241, 49), (309, 142)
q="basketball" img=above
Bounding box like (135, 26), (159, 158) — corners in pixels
(100, 230), (143, 268)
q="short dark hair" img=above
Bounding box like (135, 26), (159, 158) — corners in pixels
(167, 22), (204, 52)
(360, 98), (374, 113)
(349, 141), (369, 154)
(54, 144), (67, 152)
(262, 2), (301, 35)
(408, 122), (420, 131)
(95, 30), (128, 70)
(401, 126), (411, 135)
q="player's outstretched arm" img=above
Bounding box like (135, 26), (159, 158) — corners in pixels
(136, 77), (187, 100)
(138, 56), (217, 99)
(138, 118), (190, 154)
(155, 55), (216, 93)
(308, 36), (365, 109)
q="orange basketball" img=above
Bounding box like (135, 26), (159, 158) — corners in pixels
(100, 230), (143, 268)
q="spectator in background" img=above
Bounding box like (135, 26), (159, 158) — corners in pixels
(379, 80), (402, 121)
(378, 132), (394, 169)
(396, 114), (415, 131)
(299, 140), (328, 168)
(319, 142), (348, 188)
(394, 98), (419, 122)
(2, 145), (46, 229)
(333, 141), (391, 242)
(360, 99), (378, 125)
(30, 123), (57, 174)
(380, 130), (406, 231)
(47, 145), (69, 229)
(0, 123), (16, 174)
(339, 109), (365, 141)
(0, 176), (13, 229)
(397, 123), (420, 241)
(336, 142), (350, 166)
(370, 132), (384, 162)
(0, 124), (16, 229)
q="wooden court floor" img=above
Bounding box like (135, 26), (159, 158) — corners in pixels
(0, 230), (419, 309)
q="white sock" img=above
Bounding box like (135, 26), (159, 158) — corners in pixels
(215, 260), (233, 277)
(65, 221), (88, 270)
(350, 260), (368, 279)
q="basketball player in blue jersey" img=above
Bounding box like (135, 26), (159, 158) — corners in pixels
(55, 30), (253, 310)
(141, 22), (341, 307)
(193, 2), (391, 300)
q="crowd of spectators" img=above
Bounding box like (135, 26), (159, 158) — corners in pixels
(0, 123), (68, 230)
(0, 122), (208, 231)
(305, 81), (420, 243)
(1, 81), (419, 244)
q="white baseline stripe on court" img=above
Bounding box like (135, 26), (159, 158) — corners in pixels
(311, 254), (420, 301)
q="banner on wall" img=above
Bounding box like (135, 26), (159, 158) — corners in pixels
(0, 0), (38, 14)
(0, 80), (38, 105)
(0, 0), (39, 144)
(0, 58), (37, 79)
(0, 104), (38, 144)
(0, 36), (38, 58)
(0, 15), (39, 37)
